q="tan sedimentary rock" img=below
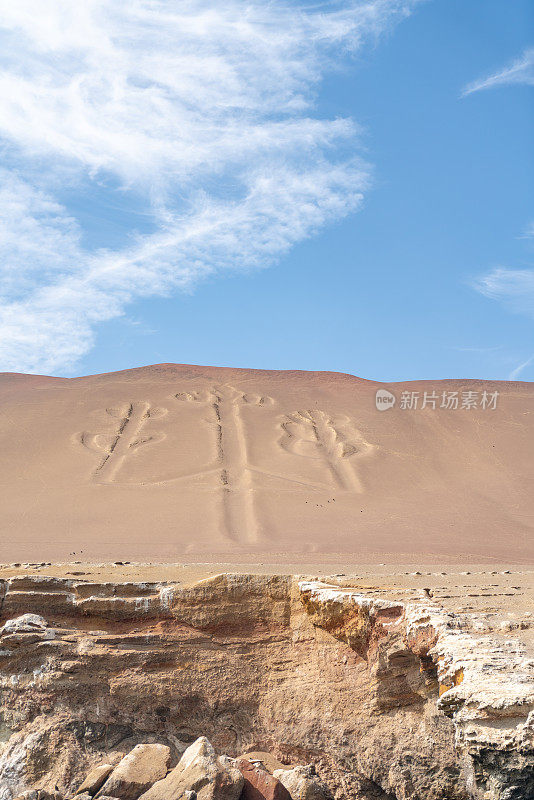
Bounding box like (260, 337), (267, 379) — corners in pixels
(0, 576), (175, 622)
(0, 572), (532, 800)
(300, 580), (534, 799)
(138, 737), (243, 800)
(13, 793), (63, 800)
(404, 599), (534, 800)
(74, 763), (115, 795)
(273, 765), (333, 799)
(94, 744), (170, 799)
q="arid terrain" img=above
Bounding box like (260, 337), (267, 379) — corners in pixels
(1, 365), (533, 799)
(1, 560), (534, 649)
(0, 364), (532, 563)
(1, 564), (534, 799)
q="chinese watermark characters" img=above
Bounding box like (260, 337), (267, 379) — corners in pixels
(376, 388), (499, 412)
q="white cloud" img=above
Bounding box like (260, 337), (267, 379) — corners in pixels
(509, 353), (534, 380)
(1, 161), (367, 373)
(462, 47), (534, 96)
(0, 0), (421, 374)
(473, 267), (534, 316)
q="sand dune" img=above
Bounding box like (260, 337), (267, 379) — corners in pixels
(0, 363), (532, 563)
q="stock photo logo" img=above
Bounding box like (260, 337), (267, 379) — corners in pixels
(375, 389), (396, 411)
(375, 388), (499, 412)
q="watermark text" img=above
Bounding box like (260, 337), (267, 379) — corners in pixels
(375, 389), (499, 412)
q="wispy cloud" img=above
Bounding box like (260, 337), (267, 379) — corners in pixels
(473, 267), (534, 316)
(462, 47), (534, 96)
(509, 353), (534, 380)
(464, 49), (534, 380)
(0, 0), (420, 374)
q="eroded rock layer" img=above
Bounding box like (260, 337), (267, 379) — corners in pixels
(0, 574), (532, 799)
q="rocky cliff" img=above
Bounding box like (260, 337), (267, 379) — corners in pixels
(0, 573), (532, 799)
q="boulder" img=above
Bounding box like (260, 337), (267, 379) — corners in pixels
(0, 613), (55, 648)
(273, 766), (334, 800)
(75, 763), (115, 795)
(236, 758), (291, 800)
(0, 614), (48, 634)
(138, 737), (243, 800)
(95, 744), (171, 800)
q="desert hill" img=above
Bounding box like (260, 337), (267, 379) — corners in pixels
(0, 363), (532, 563)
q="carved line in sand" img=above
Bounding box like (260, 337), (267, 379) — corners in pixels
(280, 410), (376, 493)
(76, 402), (167, 484)
(75, 387), (376, 545)
(174, 388), (376, 540)
(174, 385), (275, 545)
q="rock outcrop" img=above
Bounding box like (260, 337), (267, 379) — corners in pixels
(95, 743), (171, 799)
(139, 736), (243, 800)
(74, 763), (115, 796)
(273, 765), (333, 800)
(0, 573), (532, 800)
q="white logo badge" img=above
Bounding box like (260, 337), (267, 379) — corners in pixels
(375, 389), (396, 411)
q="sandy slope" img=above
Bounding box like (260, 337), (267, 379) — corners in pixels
(0, 363), (532, 563)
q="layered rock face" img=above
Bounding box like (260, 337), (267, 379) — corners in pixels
(0, 574), (532, 800)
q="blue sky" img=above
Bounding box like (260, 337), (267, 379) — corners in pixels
(0, 0), (532, 381)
